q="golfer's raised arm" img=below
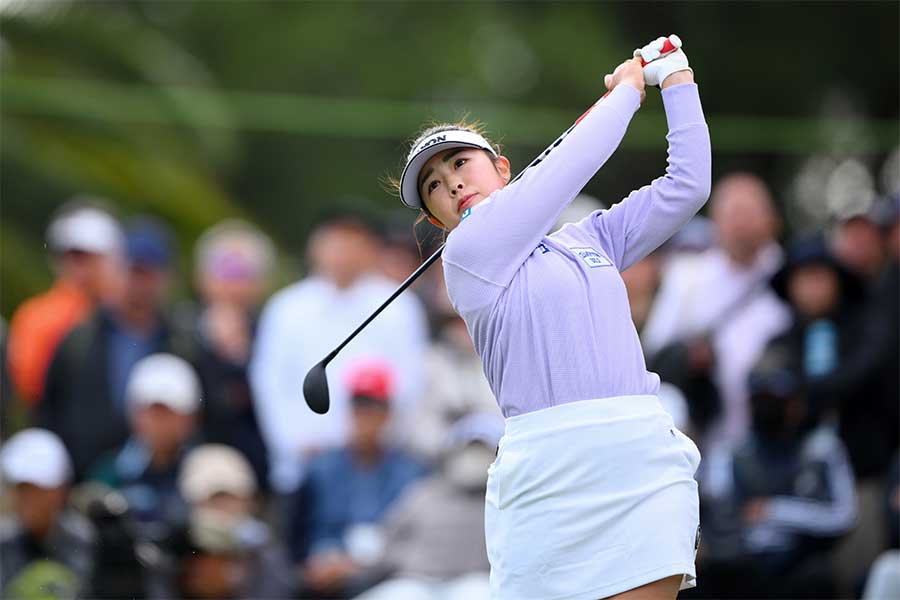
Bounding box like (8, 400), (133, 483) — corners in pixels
(587, 79), (711, 271)
(443, 82), (641, 289)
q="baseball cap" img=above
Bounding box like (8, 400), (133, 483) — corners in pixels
(126, 353), (201, 414)
(344, 358), (395, 406)
(178, 444), (257, 504)
(1, 428), (73, 488)
(400, 129), (498, 210)
(125, 218), (173, 268)
(46, 205), (123, 255)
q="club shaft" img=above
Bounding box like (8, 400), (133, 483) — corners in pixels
(327, 244), (445, 361)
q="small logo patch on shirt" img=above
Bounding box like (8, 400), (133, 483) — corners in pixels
(459, 197), (492, 223)
(571, 246), (612, 268)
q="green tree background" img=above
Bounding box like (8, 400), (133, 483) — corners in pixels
(2, 1), (898, 315)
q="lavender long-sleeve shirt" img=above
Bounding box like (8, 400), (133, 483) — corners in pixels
(442, 83), (711, 418)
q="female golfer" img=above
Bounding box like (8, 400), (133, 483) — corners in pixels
(396, 36), (709, 600)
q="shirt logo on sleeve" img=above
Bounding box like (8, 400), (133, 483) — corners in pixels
(571, 246), (612, 268)
(460, 207), (473, 221)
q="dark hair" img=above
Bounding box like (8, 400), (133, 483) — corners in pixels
(384, 119), (503, 250)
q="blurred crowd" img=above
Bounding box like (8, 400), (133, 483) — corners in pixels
(0, 171), (897, 600)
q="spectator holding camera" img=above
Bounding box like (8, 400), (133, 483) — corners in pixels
(0, 429), (97, 599)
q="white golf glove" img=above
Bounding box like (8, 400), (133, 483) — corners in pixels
(633, 34), (692, 87)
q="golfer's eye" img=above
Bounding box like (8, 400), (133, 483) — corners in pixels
(427, 180), (440, 194)
(454, 158), (468, 169)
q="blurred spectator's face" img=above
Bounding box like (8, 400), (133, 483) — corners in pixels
(445, 441), (495, 491)
(351, 401), (389, 452)
(123, 264), (170, 318)
(833, 218), (886, 278)
(199, 492), (254, 518)
(787, 264), (840, 318)
(308, 224), (378, 288)
(711, 177), (778, 265)
(133, 404), (195, 456)
(13, 483), (67, 538)
(58, 249), (124, 302)
(199, 273), (265, 309)
(751, 393), (805, 437)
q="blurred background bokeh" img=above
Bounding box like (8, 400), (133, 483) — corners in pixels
(1, 2), (898, 600)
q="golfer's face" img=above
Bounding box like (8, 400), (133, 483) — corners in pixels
(420, 147), (510, 230)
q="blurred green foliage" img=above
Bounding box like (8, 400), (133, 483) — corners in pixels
(1, 1), (898, 317)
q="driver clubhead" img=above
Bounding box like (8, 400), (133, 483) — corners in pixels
(303, 360), (331, 414)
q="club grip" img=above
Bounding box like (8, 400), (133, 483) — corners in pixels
(639, 38), (678, 67)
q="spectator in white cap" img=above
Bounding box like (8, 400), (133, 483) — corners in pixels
(143, 444), (295, 599)
(178, 220), (275, 490)
(0, 428), (97, 597)
(86, 353), (201, 531)
(7, 199), (124, 406)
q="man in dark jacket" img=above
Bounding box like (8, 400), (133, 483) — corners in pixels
(37, 218), (190, 479)
(693, 360), (857, 599)
(767, 236), (887, 479)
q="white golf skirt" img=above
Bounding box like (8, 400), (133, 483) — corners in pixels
(485, 395), (701, 600)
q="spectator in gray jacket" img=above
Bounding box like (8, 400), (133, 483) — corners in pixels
(355, 413), (504, 600)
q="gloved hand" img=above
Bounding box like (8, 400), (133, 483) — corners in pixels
(633, 34), (692, 87)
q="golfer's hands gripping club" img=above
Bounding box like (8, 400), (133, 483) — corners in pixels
(634, 34), (693, 88)
(603, 57), (646, 104)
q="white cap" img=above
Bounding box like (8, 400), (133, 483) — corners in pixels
(126, 353), (201, 415)
(1, 428), (73, 488)
(399, 129), (498, 210)
(46, 205), (123, 255)
(178, 444), (257, 504)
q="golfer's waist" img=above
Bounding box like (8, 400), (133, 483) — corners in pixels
(501, 394), (667, 438)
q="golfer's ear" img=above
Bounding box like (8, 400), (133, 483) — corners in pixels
(496, 156), (512, 184)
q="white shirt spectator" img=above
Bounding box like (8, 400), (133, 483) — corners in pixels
(642, 242), (791, 453)
(250, 273), (428, 493)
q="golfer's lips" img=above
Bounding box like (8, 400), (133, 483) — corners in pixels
(457, 193), (478, 214)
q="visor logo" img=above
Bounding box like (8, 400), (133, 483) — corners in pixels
(419, 135), (447, 151)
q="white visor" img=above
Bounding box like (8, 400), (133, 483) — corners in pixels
(399, 130), (497, 210)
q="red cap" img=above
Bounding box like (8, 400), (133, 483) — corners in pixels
(344, 358), (395, 404)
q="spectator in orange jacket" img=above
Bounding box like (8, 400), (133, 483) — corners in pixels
(7, 200), (123, 405)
